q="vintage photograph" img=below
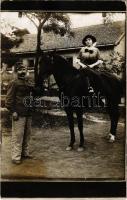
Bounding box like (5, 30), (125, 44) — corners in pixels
(1, 11), (126, 184)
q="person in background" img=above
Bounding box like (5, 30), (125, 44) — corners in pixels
(77, 35), (103, 92)
(5, 67), (34, 164)
(1, 62), (8, 73)
(1, 62), (12, 94)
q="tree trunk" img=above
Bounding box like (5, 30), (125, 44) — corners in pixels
(34, 14), (51, 87)
(34, 24), (42, 86)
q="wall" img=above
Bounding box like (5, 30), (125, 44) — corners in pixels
(114, 36), (125, 57)
(5, 40), (124, 95)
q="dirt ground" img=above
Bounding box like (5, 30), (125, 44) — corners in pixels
(1, 112), (125, 181)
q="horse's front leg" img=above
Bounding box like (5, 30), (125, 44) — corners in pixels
(76, 110), (84, 151)
(65, 109), (75, 151)
(107, 104), (120, 143)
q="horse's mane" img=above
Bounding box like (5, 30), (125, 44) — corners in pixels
(54, 54), (78, 74)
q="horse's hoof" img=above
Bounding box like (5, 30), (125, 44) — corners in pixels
(77, 147), (84, 152)
(109, 138), (115, 143)
(66, 146), (73, 151)
(108, 134), (115, 143)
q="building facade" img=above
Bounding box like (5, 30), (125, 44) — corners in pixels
(2, 21), (125, 94)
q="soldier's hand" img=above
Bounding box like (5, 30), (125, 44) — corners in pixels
(12, 112), (19, 121)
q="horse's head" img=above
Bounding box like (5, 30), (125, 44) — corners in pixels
(39, 52), (55, 79)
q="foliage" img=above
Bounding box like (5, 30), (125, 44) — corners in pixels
(1, 26), (29, 51)
(43, 13), (74, 37)
(103, 51), (125, 77)
(12, 27), (29, 37)
(102, 13), (115, 24)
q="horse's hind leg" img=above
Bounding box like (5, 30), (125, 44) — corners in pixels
(65, 109), (75, 151)
(76, 110), (84, 151)
(107, 104), (120, 142)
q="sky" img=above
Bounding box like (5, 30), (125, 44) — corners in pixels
(1, 12), (125, 34)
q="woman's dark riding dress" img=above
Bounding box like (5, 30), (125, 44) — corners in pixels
(77, 46), (103, 91)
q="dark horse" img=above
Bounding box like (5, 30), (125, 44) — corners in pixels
(38, 53), (123, 151)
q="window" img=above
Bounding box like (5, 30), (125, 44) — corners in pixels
(21, 58), (34, 69)
(28, 59), (34, 69)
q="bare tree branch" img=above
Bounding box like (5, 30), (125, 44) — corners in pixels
(24, 13), (38, 28)
(40, 12), (51, 28)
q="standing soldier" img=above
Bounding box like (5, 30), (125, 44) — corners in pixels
(5, 67), (34, 164)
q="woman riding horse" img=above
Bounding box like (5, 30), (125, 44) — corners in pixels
(77, 35), (103, 92)
(38, 52), (122, 151)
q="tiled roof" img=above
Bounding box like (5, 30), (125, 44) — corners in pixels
(10, 21), (125, 53)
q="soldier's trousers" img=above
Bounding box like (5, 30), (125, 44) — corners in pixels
(12, 116), (32, 161)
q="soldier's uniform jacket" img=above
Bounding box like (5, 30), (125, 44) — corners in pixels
(5, 78), (34, 116)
